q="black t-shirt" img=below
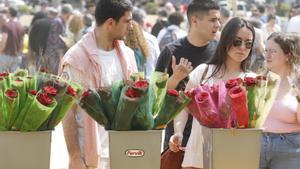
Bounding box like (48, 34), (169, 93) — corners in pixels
(155, 37), (218, 149)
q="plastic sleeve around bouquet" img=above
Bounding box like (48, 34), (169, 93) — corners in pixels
(79, 89), (109, 129)
(195, 91), (222, 128)
(13, 91), (36, 130)
(25, 76), (37, 91)
(149, 72), (169, 116)
(112, 86), (141, 130)
(228, 86), (249, 128)
(3, 89), (19, 130)
(154, 90), (191, 129)
(20, 93), (57, 131)
(130, 80), (154, 130)
(39, 78), (68, 130)
(0, 90), (7, 130)
(97, 80), (124, 124)
(244, 77), (257, 128)
(50, 83), (83, 127)
(11, 78), (27, 111)
(255, 72), (280, 128)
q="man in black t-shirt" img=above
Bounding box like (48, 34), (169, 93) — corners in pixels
(155, 0), (220, 151)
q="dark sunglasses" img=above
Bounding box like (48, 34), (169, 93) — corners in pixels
(232, 39), (253, 49)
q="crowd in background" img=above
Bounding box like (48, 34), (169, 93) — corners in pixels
(0, 0), (300, 169)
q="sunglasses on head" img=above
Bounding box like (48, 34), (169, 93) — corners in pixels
(232, 39), (253, 49)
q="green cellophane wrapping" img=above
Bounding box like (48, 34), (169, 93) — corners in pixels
(97, 80), (124, 124)
(25, 76), (37, 91)
(112, 86), (140, 130)
(0, 90), (7, 130)
(11, 78), (27, 112)
(246, 85), (257, 128)
(3, 89), (19, 130)
(20, 95), (57, 131)
(13, 94), (35, 130)
(255, 72), (280, 128)
(130, 72), (144, 82)
(38, 78), (68, 130)
(149, 72), (169, 116)
(51, 82), (83, 128)
(131, 88), (154, 130)
(14, 69), (28, 77)
(79, 89), (109, 129)
(154, 91), (191, 129)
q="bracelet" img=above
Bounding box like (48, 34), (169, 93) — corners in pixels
(296, 96), (300, 103)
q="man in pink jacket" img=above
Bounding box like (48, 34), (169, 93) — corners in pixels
(59, 0), (137, 169)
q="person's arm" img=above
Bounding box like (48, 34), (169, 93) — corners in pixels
(0, 32), (8, 53)
(61, 65), (87, 169)
(169, 79), (194, 152)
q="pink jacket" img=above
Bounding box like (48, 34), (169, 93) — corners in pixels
(59, 30), (137, 167)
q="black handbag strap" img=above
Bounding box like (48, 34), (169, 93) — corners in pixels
(200, 64), (209, 84)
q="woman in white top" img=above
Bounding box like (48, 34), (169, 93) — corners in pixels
(169, 17), (256, 169)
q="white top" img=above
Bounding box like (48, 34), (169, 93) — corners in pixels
(143, 31), (160, 79)
(287, 15), (300, 33)
(156, 25), (187, 44)
(97, 48), (125, 158)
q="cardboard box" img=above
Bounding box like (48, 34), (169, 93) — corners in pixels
(0, 131), (52, 169)
(108, 130), (162, 169)
(202, 126), (262, 169)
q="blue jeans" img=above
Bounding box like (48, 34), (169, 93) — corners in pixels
(0, 55), (22, 72)
(259, 132), (300, 169)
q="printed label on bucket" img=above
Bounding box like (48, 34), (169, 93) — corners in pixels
(125, 149), (145, 158)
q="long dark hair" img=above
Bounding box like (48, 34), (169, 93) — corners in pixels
(208, 17), (255, 78)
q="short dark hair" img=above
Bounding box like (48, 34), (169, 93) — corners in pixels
(168, 11), (184, 26)
(186, 0), (219, 24)
(95, 0), (133, 26)
(8, 7), (18, 17)
(208, 17), (255, 78)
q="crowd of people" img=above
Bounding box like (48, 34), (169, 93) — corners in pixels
(0, 0), (300, 169)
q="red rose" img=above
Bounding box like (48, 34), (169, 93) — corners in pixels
(5, 89), (18, 98)
(133, 80), (149, 88)
(225, 79), (239, 89)
(15, 78), (23, 82)
(125, 88), (140, 98)
(197, 92), (209, 102)
(43, 86), (58, 96)
(67, 86), (77, 97)
(29, 90), (37, 96)
(256, 75), (267, 81)
(231, 86), (243, 95)
(82, 90), (91, 98)
(37, 93), (53, 106)
(0, 72), (9, 77)
(167, 89), (179, 97)
(244, 77), (256, 86)
(39, 68), (48, 73)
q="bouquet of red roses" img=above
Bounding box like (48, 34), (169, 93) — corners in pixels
(0, 69), (82, 131)
(187, 72), (280, 128)
(80, 71), (191, 130)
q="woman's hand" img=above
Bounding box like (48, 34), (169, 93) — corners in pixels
(169, 133), (184, 152)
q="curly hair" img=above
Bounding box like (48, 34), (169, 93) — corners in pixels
(124, 21), (149, 59)
(267, 32), (300, 72)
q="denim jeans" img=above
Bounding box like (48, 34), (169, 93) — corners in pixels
(0, 55), (22, 72)
(259, 132), (300, 169)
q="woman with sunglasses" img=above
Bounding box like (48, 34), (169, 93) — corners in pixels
(259, 32), (300, 169)
(169, 17), (255, 169)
